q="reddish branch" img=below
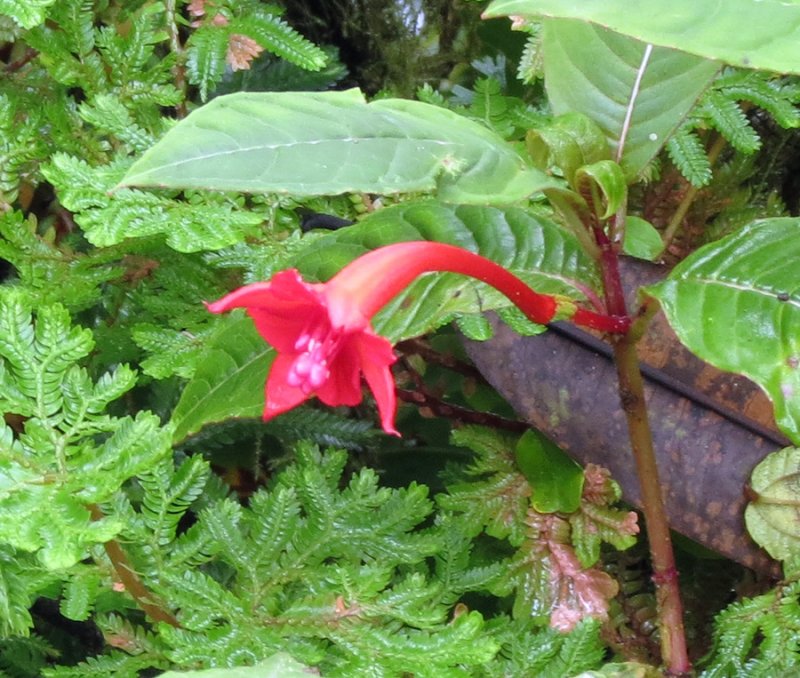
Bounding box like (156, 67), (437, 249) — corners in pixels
(88, 504), (180, 628)
(592, 222), (691, 674)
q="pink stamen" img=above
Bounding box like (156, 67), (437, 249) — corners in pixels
(287, 324), (341, 393)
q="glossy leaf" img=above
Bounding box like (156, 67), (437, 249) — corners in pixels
(515, 430), (584, 513)
(526, 112), (611, 185)
(484, 0), (800, 74)
(292, 200), (602, 342)
(646, 218), (800, 442)
(171, 315), (272, 444)
(540, 19), (719, 180)
(622, 217), (662, 261)
(574, 160), (627, 220)
(119, 90), (556, 204)
(745, 447), (800, 562)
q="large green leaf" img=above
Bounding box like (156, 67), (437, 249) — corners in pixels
(293, 200), (602, 341)
(171, 314), (272, 444)
(484, 0), (800, 75)
(119, 90), (555, 204)
(646, 219), (800, 442)
(541, 19), (719, 180)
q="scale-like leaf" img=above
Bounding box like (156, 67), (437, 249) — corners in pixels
(171, 315), (271, 444)
(647, 218), (800, 441)
(540, 18), (719, 180)
(119, 90), (556, 204)
(484, 0), (800, 75)
(0, 0), (56, 28)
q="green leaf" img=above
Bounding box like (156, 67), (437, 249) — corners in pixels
(646, 218), (800, 442)
(157, 654), (315, 678)
(539, 18), (720, 180)
(119, 90), (557, 204)
(484, 0), (800, 75)
(171, 314), (272, 444)
(745, 447), (800, 562)
(574, 160), (627, 220)
(622, 217), (662, 261)
(515, 430), (584, 513)
(455, 314), (494, 341)
(526, 112), (611, 185)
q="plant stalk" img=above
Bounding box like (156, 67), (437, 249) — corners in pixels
(597, 231), (690, 673)
(89, 504), (180, 628)
(611, 337), (690, 675)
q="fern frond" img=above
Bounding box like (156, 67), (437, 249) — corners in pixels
(138, 455), (210, 547)
(517, 30), (544, 84)
(0, 548), (36, 636)
(240, 486), (300, 576)
(42, 650), (165, 678)
(469, 78), (517, 138)
(666, 126), (713, 188)
(0, 0), (56, 29)
(715, 69), (800, 129)
(59, 566), (100, 622)
(0, 297), (174, 570)
(700, 579), (800, 676)
(0, 95), (47, 203)
(47, 0), (95, 56)
(43, 154), (265, 253)
(263, 406), (382, 450)
(701, 90), (761, 154)
(439, 427), (530, 544)
(186, 24), (230, 102)
(0, 634), (57, 677)
(232, 10), (326, 72)
(540, 619), (605, 678)
(79, 94), (156, 153)
(0, 211), (123, 311)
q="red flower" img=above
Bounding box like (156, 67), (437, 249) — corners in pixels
(207, 242), (628, 435)
(206, 268), (400, 435)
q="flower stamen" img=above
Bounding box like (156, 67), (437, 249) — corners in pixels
(287, 325), (342, 393)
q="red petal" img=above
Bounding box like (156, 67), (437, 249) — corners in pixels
(357, 331), (399, 436)
(315, 337), (363, 407)
(208, 271), (328, 352)
(263, 353), (311, 420)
